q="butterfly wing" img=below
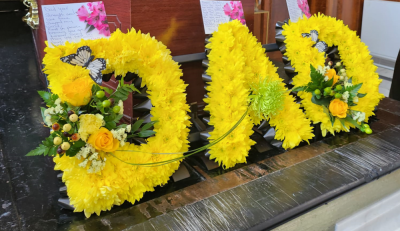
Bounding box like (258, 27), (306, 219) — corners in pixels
(315, 41), (328, 53)
(310, 30), (319, 42)
(302, 33), (311, 38)
(60, 46), (92, 67)
(87, 58), (106, 85)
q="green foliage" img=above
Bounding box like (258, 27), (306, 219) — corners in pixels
(65, 139), (86, 157)
(26, 132), (58, 156)
(38, 91), (59, 106)
(128, 120), (158, 138)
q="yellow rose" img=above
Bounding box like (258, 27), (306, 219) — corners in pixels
(325, 69), (339, 85)
(329, 99), (348, 118)
(88, 128), (119, 153)
(62, 78), (93, 106)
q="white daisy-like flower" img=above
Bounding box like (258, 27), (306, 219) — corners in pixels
(126, 124), (131, 133)
(353, 96), (359, 103)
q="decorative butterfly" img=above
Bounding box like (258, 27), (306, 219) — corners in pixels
(60, 46), (106, 85)
(302, 30), (328, 53)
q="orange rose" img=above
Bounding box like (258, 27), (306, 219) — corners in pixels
(325, 69), (339, 85)
(87, 128), (119, 152)
(329, 99), (348, 118)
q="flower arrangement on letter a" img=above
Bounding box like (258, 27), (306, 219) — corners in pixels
(77, 1), (110, 36)
(223, 1), (246, 25)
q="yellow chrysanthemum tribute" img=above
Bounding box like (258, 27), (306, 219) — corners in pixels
(44, 29), (191, 217)
(205, 20), (314, 168)
(282, 14), (384, 136)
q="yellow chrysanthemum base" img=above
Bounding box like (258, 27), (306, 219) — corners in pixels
(205, 20), (314, 169)
(44, 29), (191, 217)
(283, 14), (384, 136)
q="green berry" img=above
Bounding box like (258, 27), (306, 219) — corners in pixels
(96, 91), (105, 98)
(336, 85), (343, 91)
(362, 124), (370, 129)
(102, 100), (111, 108)
(113, 106), (121, 113)
(314, 89), (321, 95)
(365, 128), (373, 134)
(335, 93), (342, 99)
(324, 87), (331, 94)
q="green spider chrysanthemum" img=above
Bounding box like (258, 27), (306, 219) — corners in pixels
(248, 77), (286, 119)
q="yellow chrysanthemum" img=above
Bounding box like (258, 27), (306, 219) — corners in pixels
(282, 14), (384, 135)
(78, 114), (105, 141)
(45, 29), (191, 217)
(205, 20), (313, 168)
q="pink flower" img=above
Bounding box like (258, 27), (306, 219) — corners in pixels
(239, 18), (246, 25)
(87, 10), (104, 28)
(297, 0), (311, 18)
(223, 3), (232, 16)
(98, 23), (110, 36)
(77, 5), (90, 22)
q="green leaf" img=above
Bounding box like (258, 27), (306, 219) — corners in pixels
(344, 115), (361, 129)
(310, 65), (325, 85)
(117, 124), (127, 129)
(65, 139), (86, 157)
(87, 25), (96, 33)
(348, 102), (357, 107)
(322, 78), (334, 89)
(357, 93), (367, 98)
(26, 144), (47, 156)
(131, 119), (144, 133)
(85, 23), (91, 30)
(105, 121), (117, 130)
(141, 120), (157, 131)
(311, 94), (331, 106)
(138, 130), (156, 138)
(49, 146), (58, 156)
(44, 147), (50, 156)
(38, 91), (58, 106)
(339, 118), (350, 132)
(128, 85), (141, 93)
(104, 113), (116, 122)
(114, 114), (123, 123)
(40, 107), (47, 123)
(103, 87), (114, 95)
(291, 86), (307, 92)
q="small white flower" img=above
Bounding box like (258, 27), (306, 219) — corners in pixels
(118, 100), (124, 115)
(344, 81), (353, 88)
(55, 98), (62, 105)
(126, 125), (131, 133)
(340, 69), (346, 74)
(339, 76), (344, 81)
(342, 91), (350, 103)
(352, 111), (365, 123)
(120, 140), (125, 147)
(78, 159), (89, 168)
(324, 76), (329, 81)
(317, 66), (325, 75)
(336, 62), (341, 67)
(45, 115), (53, 126)
(54, 105), (63, 114)
(353, 96), (359, 103)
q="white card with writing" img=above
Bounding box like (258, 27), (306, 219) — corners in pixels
(286, 0), (311, 22)
(42, 2), (110, 47)
(200, 0), (246, 34)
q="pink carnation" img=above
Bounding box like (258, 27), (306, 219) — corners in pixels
(98, 24), (110, 36)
